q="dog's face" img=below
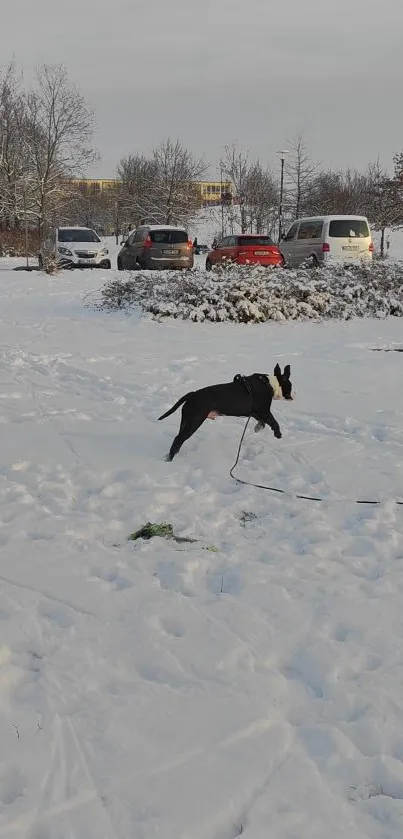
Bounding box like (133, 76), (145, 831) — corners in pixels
(273, 364), (293, 400)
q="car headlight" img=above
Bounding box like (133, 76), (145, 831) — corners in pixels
(100, 247), (108, 256)
(58, 246), (72, 256)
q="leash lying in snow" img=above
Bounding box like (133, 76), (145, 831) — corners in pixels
(230, 415), (403, 507)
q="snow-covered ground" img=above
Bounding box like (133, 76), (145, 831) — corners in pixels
(1, 261), (403, 838)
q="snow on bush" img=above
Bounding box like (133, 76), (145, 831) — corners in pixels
(93, 261), (403, 323)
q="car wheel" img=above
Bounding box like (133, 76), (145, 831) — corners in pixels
(100, 260), (111, 269)
(117, 258), (123, 270)
(38, 254), (43, 270)
(205, 258), (212, 271)
(308, 254), (319, 268)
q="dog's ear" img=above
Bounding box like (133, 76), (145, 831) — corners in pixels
(283, 364), (291, 380)
(274, 363), (282, 380)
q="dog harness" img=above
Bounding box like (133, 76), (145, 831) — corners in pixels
(208, 374), (279, 422)
(234, 373), (282, 400)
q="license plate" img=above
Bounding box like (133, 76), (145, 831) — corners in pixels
(254, 250), (270, 256)
(78, 258), (94, 263)
(163, 249), (179, 255)
(342, 245), (359, 251)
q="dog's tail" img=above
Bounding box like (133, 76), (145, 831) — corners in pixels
(158, 392), (193, 420)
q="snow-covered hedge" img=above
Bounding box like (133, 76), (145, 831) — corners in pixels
(93, 262), (403, 323)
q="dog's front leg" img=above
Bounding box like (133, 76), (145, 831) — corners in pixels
(265, 410), (282, 439)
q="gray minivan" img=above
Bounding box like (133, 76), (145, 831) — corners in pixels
(117, 225), (194, 270)
(280, 215), (373, 267)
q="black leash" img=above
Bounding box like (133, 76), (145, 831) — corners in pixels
(229, 380), (403, 506)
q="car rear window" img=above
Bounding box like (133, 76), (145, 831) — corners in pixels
(329, 220), (369, 238)
(58, 229), (100, 243)
(149, 230), (188, 244)
(237, 236), (274, 246)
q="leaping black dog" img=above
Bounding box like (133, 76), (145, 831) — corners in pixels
(159, 364), (293, 460)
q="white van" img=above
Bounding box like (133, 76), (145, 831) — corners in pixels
(280, 215), (373, 268)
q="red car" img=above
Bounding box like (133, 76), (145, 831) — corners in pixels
(205, 234), (284, 270)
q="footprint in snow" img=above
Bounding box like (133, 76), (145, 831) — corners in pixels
(89, 566), (133, 591)
(40, 605), (74, 630)
(158, 617), (184, 638)
(0, 765), (26, 809)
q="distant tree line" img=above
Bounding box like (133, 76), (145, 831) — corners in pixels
(1, 61), (403, 257)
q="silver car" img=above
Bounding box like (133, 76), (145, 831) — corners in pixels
(117, 225), (194, 270)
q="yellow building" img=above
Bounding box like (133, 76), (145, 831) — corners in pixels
(66, 178), (233, 205)
(194, 181), (233, 205)
(68, 178), (120, 193)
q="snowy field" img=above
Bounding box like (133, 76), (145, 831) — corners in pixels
(1, 260), (403, 838)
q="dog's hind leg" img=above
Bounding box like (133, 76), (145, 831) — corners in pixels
(167, 412), (208, 460)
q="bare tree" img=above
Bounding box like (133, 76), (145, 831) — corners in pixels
(220, 145), (278, 236)
(60, 181), (117, 234)
(25, 64), (98, 239)
(364, 160), (403, 256)
(243, 162), (278, 234)
(152, 138), (206, 224)
(303, 168), (369, 217)
(0, 63), (34, 229)
(394, 152), (403, 177)
(220, 143), (251, 233)
(117, 153), (161, 226)
(285, 132), (319, 219)
(116, 141), (206, 229)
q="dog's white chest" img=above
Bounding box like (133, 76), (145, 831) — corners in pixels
(268, 375), (283, 400)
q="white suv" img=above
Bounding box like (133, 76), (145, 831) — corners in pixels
(39, 227), (111, 269)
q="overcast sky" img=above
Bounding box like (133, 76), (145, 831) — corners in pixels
(2, 0), (402, 177)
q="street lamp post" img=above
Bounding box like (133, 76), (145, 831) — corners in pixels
(114, 199), (119, 245)
(277, 149), (289, 244)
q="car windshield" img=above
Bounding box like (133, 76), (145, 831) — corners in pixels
(150, 230), (188, 244)
(328, 220), (369, 238)
(58, 229), (101, 243)
(237, 236), (274, 246)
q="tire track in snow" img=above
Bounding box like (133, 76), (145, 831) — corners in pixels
(0, 717), (99, 837)
(0, 573), (100, 622)
(12, 602), (122, 839)
(210, 727), (293, 839)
